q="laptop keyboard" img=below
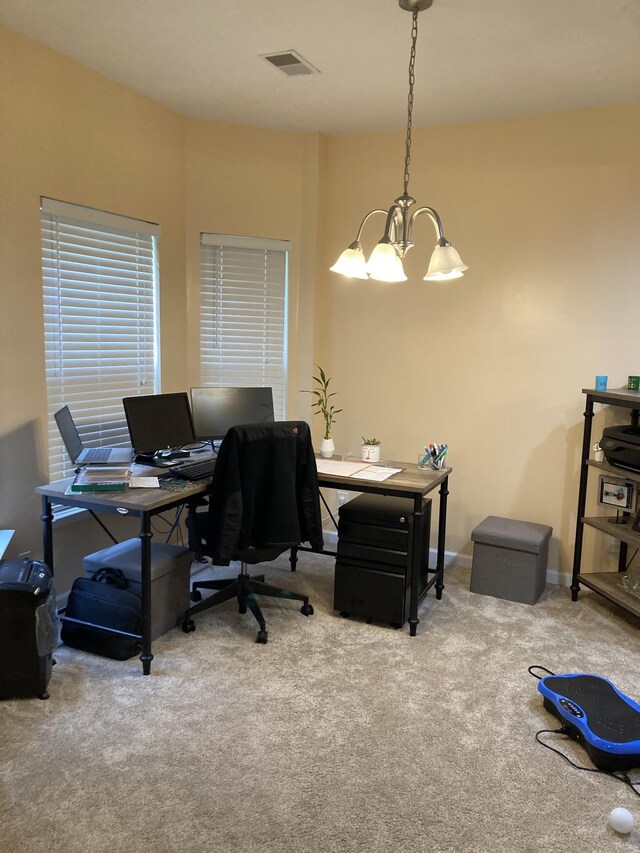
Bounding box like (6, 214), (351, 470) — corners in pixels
(172, 458), (217, 481)
(82, 448), (111, 462)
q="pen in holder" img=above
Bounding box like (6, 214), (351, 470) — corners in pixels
(419, 443), (448, 470)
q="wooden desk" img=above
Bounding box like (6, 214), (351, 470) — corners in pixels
(294, 460), (451, 636)
(35, 478), (210, 675)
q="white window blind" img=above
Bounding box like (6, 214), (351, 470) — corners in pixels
(41, 197), (160, 482)
(200, 234), (290, 419)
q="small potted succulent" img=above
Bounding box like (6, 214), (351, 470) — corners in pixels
(361, 436), (381, 463)
(303, 365), (343, 457)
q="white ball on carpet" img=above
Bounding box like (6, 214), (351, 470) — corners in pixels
(609, 807), (635, 834)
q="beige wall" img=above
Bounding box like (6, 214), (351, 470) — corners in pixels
(318, 104), (640, 577)
(0, 26), (186, 587)
(183, 119), (322, 412)
(0, 25), (321, 591)
(2, 22), (639, 591)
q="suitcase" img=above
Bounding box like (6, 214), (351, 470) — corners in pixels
(0, 559), (57, 700)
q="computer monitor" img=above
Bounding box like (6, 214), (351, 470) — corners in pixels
(123, 392), (196, 456)
(190, 387), (274, 442)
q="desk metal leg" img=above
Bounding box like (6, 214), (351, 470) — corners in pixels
(435, 476), (449, 599)
(41, 497), (54, 573)
(408, 493), (424, 637)
(139, 515), (153, 676)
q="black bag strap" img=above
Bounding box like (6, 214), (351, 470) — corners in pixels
(92, 567), (128, 589)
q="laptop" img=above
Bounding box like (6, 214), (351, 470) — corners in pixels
(54, 405), (132, 466)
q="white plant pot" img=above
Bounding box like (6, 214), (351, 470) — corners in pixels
(361, 444), (380, 462)
(320, 437), (335, 458)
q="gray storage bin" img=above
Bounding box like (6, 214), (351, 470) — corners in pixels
(470, 516), (552, 605)
(83, 539), (191, 639)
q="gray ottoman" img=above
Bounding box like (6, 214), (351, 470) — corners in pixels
(83, 539), (191, 639)
(470, 516), (552, 605)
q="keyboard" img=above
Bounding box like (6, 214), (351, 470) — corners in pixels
(82, 448), (111, 462)
(171, 457), (217, 481)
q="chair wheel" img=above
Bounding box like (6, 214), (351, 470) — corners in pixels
(300, 603), (314, 616)
(256, 630), (268, 644)
(38, 691), (50, 700)
(190, 589), (203, 602)
(182, 619), (196, 633)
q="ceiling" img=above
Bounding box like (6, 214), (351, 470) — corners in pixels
(1, 0), (639, 134)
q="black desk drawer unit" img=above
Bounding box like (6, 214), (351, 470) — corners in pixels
(334, 493), (431, 627)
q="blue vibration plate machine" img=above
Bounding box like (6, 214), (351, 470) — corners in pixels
(539, 674), (640, 772)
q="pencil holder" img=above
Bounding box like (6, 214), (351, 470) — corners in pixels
(430, 453), (447, 470)
(418, 445), (448, 470)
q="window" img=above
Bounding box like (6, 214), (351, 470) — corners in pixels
(41, 197), (159, 481)
(200, 234), (290, 419)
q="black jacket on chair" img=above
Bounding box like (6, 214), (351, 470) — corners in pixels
(205, 421), (324, 564)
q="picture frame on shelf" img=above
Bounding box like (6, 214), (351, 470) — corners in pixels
(598, 475), (636, 512)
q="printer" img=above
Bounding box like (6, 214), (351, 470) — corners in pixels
(600, 424), (640, 472)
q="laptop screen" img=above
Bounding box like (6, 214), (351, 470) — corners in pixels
(54, 405), (84, 463)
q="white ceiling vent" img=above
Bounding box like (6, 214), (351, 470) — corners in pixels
(261, 50), (319, 77)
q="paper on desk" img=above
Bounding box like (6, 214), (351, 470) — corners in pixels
(315, 459), (371, 476)
(350, 466), (403, 482)
(129, 476), (160, 488)
(315, 459), (403, 481)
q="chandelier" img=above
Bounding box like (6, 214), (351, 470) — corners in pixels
(330, 0), (467, 283)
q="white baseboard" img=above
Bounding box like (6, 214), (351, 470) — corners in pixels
(321, 528), (570, 586)
(54, 540), (569, 608)
(546, 569), (571, 587)
(322, 529), (467, 572)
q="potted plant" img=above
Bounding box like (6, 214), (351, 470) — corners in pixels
(304, 365), (342, 457)
(361, 436), (381, 463)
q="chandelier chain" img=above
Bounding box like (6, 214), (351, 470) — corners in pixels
(403, 9), (419, 197)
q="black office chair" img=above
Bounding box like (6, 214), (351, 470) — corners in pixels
(181, 421), (324, 643)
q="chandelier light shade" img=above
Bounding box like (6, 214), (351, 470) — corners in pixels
(366, 241), (408, 282)
(329, 242), (368, 279)
(424, 242), (467, 281)
(330, 0), (467, 284)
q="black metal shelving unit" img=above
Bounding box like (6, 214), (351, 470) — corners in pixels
(571, 388), (640, 618)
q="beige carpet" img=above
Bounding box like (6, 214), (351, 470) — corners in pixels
(1, 554), (640, 853)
